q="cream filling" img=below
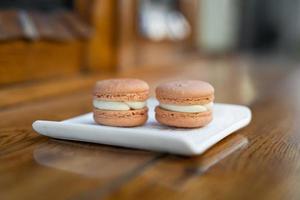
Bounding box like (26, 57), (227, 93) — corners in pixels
(93, 100), (146, 110)
(159, 102), (213, 113)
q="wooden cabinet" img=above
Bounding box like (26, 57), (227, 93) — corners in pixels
(0, 0), (198, 85)
(0, 9), (90, 85)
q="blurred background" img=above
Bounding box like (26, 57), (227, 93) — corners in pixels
(1, 0), (300, 86)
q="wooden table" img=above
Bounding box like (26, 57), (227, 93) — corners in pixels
(1, 56), (300, 200)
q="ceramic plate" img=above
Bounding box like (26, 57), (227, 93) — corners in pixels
(32, 99), (251, 156)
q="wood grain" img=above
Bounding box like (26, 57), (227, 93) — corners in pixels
(1, 57), (300, 199)
(0, 88), (159, 200)
(0, 74), (100, 109)
(0, 10), (92, 86)
(0, 40), (83, 85)
(106, 65), (300, 200)
(84, 0), (118, 72)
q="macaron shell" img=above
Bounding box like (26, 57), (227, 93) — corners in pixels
(155, 106), (212, 128)
(94, 79), (149, 102)
(156, 80), (214, 105)
(94, 91), (149, 102)
(93, 107), (148, 127)
(157, 95), (214, 105)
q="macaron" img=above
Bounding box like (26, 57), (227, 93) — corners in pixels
(155, 80), (214, 128)
(93, 78), (149, 127)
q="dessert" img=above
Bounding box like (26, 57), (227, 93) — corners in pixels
(155, 80), (214, 128)
(93, 78), (149, 127)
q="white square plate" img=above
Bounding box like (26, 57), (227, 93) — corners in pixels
(32, 99), (251, 156)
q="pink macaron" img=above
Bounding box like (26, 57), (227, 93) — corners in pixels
(93, 78), (149, 127)
(155, 80), (214, 128)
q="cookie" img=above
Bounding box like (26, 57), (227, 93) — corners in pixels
(155, 80), (214, 128)
(93, 78), (149, 127)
